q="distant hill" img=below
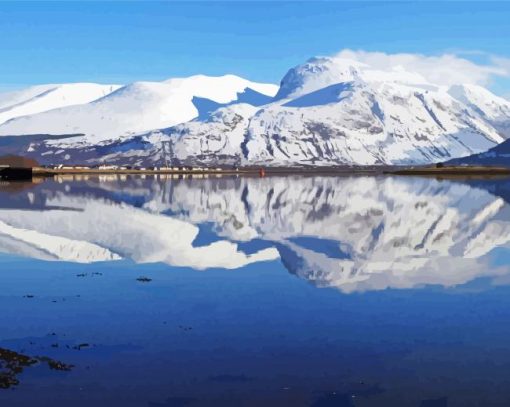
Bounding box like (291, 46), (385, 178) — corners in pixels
(448, 139), (510, 167)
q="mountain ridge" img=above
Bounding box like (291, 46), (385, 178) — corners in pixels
(1, 57), (510, 167)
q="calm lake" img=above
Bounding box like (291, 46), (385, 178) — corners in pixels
(2, 174), (510, 406)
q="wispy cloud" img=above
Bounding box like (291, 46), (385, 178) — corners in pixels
(334, 49), (510, 87)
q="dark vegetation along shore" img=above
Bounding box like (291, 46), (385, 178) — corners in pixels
(28, 164), (510, 179)
(1, 154), (510, 180)
(387, 165), (510, 176)
(3, 165), (510, 181)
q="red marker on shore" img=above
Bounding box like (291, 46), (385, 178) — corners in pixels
(259, 168), (266, 177)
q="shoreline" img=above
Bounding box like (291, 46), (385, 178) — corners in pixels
(385, 166), (510, 176)
(31, 166), (387, 177)
(2, 165), (510, 181)
(35, 166), (510, 176)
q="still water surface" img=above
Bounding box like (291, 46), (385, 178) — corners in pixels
(1, 175), (510, 406)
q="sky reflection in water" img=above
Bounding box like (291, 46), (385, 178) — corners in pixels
(1, 175), (510, 406)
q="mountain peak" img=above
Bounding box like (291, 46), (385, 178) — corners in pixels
(275, 56), (364, 100)
(274, 56), (435, 101)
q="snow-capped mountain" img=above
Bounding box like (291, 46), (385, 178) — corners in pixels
(0, 83), (121, 127)
(0, 75), (278, 143)
(448, 84), (510, 139)
(2, 56), (510, 166)
(155, 58), (509, 167)
(1, 175), (510, 292)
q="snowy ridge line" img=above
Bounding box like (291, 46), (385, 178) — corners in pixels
(1, 57), (509, 167)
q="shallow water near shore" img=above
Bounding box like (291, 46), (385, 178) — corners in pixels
(2, 175), (510, 406)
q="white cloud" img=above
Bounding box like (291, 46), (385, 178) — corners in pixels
(334, 49), (510, 87)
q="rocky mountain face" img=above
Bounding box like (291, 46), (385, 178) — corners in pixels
(1, 57), (510, 167)
(1, 175), (510, 292)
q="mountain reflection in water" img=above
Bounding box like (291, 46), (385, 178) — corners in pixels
(3, 175), (510, 406)
(1, 175), (510, 292)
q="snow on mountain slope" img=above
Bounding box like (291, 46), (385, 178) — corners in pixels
(0, 75), (278, 143)
(274, 56), (427, 100)
(103, 59), (507, 167)
(156, 57), (509, 166)
(5, 57), (510, 166)
(241, 80), (503, 165)
(0, 83), (121, 126)
(164, 74), (278, 104)
(0, 85), (57, 110)
(448, 84), (510, 138)
(146, 103), (259, 166)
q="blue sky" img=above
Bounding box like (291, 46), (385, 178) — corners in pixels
(1, 1), (510, 96)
